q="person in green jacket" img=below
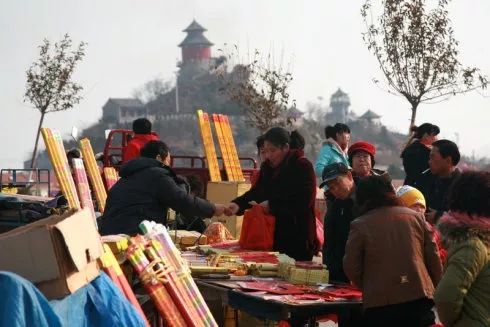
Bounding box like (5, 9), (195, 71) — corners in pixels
(435, 171), (490, 327)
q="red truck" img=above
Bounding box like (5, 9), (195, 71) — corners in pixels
(102, 129), (258, 195)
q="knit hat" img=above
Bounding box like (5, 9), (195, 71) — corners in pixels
(396, 185), (426, 210)
(348, 141), (376, 157)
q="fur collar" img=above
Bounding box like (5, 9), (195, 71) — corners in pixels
(437, 211), (490, 249)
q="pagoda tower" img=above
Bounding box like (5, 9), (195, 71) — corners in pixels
(178, 20), (213, 64)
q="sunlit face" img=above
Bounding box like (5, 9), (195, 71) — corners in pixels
(336, 132), (351, 150)
(263, 141), (289, 168)
(422, 133), (438, 145)
(429, 147), (451, 176)
(326, 173), (354, 200)
(409, 203), (426, 214)
(351, 151), (372, 177)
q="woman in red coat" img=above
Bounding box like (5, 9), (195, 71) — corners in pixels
(226, 127), (318, 261)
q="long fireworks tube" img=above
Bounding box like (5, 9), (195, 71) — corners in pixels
(127, 245), (187, 327)
(101, 244), (149, 326)
(144, 245), (201, 327)
(140, 221), (218, 327)
(149, 239), (206, 327)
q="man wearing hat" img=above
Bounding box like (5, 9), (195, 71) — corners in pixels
(320, 162), (359, 283)
(348, 141), (389, 183)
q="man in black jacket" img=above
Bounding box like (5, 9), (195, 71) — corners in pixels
(414, 139), (461, 224)
(99, 141), (225, 235)
(320, 162), (359, 283)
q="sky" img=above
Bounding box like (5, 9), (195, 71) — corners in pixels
(1, 0), (489, 168)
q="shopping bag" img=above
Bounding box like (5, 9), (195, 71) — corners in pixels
(239, 205), (275, 251)
(315, 212), (324, 249)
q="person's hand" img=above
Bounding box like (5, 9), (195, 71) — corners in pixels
(214, 203), (226, 216)
(258, 200), (269, 214)
(425, 208), (437, 224)
(224, 202), (239, 216)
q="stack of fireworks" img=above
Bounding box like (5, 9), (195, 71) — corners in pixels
(279, 261), (329, 285)
(126, 221), (218, 327)
(248, 263), (279, 277)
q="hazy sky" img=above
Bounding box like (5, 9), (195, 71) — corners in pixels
(1, 0), (489, 168)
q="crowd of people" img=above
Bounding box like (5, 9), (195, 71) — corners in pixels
(98, 118), (488, 327)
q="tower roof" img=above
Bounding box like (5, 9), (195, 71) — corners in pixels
(330, 88), (350, 105)
(360, 109), (381, 119)
(179, 20), (213, 47)
(183, 19), (206, 32)
(331, 88), (348, 98)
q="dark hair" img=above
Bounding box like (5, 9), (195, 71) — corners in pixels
(66, 148), (81, 160)
(66, 148), (81, 169)
(447, 171), (490, 217)
(402, 123), (440, 153)
(324, 123), (350, 140)
(412, 123), (440, 139)
(186, 174), (203, 197)
(356, 175), (401, 214)
(132, 118), (152, 134)
(289, 130), (305, 150)
(141, 140), (169, 161)
(432, 139), (460, 166)
(263, 127), (305, 150)
(256, 135), (265, 152)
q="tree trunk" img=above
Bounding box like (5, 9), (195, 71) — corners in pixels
(409, 104), (418, 133)
(30, 112), (46, 169)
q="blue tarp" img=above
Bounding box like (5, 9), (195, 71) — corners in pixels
(0, 271), (147, 327)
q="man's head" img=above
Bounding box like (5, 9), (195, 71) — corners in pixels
(141, 140), (170, 165)
(348, 141), (376, 177)
(132, 118), (152, 134)
(429, 139), (460, 176)
(320, 162), (355, 199)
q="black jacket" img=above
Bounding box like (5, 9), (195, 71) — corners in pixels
(401, 140), (431, 186)
(232, 150), (318, 261)
(323, 193), (359, 283)
(99, 157), (215, 235)
(414, 169), (461, 222)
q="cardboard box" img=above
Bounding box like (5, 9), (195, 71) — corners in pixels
(0, 208), (102, 299)
(206, 181), (251, 238)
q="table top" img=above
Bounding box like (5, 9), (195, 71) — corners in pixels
(196, 278), (362, 321)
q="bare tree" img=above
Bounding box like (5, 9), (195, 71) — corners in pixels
(219, 49), (296, 133)
(132, 76), (172, 104)
(361, 0), (487, 130)
(25, 34), (86, 168)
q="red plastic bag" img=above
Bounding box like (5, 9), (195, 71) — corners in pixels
(315, 213), (324, 249)
(239, 205), (275, 251)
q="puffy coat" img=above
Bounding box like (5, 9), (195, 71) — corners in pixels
(314, 139), (349, 178)
(99, 157), (215, 235)
(435, 212), (490, 327)
(122, 132), (160, 163)
(232, 150), (318, 261)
